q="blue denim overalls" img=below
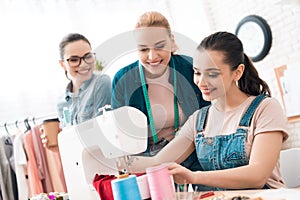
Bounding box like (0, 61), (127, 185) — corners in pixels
(194, 94), (267, 191)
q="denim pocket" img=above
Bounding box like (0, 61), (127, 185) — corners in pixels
(195, 136), (215, 171)
(195, 132), (248, 171)
(218, 133), (248, 169)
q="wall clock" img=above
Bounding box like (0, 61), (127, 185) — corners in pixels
(235, 15), (272, 62)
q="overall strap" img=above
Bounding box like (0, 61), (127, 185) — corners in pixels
(238, 94), (266, 127)
(196, 105), (211, 132)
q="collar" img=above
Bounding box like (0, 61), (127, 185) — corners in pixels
(64, 73), (96, 102)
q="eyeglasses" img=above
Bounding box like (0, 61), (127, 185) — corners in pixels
(65, 52), (96, 67)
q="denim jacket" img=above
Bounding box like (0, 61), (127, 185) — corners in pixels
(57, 73), (111, 128)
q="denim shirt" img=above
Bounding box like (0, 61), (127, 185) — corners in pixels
(112, 55), (210, 126)
(57, 73), (111, 128)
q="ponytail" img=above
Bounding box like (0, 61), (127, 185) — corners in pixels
(198, 32), (271, 97)
(239, 54), (271, 97)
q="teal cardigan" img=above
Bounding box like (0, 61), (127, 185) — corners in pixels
(112, 54), (210, 126)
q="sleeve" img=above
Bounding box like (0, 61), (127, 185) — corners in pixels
(253, 97), (289, 141)
(128, 114), (196, 173)
(177, 110), (199, 141)
(111, 70), (125, 109)
(13, 133), (27, 166)
(94, 74), (112, 116)
(56, 98), (67, 128)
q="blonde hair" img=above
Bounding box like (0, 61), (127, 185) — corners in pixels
(135, 11), (172, 36)
(135, 11), (178, 53)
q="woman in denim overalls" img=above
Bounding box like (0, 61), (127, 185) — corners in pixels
(127, 32), (288, 191)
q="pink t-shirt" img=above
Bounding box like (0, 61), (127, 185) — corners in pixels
(146, 67), (185, 143)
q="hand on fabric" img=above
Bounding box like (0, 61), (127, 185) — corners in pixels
(168, 162), (195, 184)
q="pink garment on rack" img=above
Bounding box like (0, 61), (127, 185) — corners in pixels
(31, 125), (53, 193)
(23, 130), (43, 196)
(44, 144), (67, 192)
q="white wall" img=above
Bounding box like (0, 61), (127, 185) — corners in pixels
(200, 0), (300, 148)
(2, 0), (299, 148)
(0, 0), (210, 130)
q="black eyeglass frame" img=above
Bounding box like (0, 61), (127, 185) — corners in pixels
(65, 52), (96, 67)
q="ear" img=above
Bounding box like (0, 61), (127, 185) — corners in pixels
(233, 64), (245, 81)
(59, 60), (67, 71)
(170, 34), (178, 53)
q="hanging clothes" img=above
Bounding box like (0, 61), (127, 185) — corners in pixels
(23, 130), (43, 197)
(40, 118), (67, 192)
(13, 128), (29, 200)
(0, 134), (18, 200)
(1, 115), (68, 198)
(31, 125), (53, 193)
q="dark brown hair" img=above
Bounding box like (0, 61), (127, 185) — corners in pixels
(59, 33), (91, 79)
(59, 33), (91, 60)
(198, 31), (271, 97)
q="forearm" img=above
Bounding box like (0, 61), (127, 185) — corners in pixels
(128, 135), (194, 173)
(192, 132), (283, 189)
(193, 164), (268, 189)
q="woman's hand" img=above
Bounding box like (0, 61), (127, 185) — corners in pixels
(168, 162), (195, 184)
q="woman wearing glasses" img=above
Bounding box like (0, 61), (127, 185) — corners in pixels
(57, 33), (111, 128)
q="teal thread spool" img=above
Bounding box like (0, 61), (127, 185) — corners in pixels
(111, 174), (142, 200)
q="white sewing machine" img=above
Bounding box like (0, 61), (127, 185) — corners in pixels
(58, 106), (148, 200)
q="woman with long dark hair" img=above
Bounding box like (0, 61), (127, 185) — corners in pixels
(123, 31), (288, 191)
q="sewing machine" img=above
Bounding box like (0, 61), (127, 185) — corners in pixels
(58, 106), (148, 200)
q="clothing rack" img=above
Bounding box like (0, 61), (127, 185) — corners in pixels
(0, 113), (59, 129)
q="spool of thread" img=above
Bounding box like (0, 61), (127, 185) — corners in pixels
(136, 174), (151, 200)
(111, 174), (142, 200)
(146, 164), (175, 200)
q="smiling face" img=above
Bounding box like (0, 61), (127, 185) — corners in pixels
(135, 27), (175, 78)
(59, 40), (95, 87)
(193, 50), (240, 102)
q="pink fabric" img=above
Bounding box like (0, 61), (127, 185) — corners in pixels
(23, 131), (43, 196)
(146, 68), (185, 143)
(45, 145), (67, 192)
(31, 125), (54, 193)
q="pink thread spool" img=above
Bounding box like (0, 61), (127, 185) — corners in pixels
(146, 164), (175, 200)
(136, 174), (151, 200)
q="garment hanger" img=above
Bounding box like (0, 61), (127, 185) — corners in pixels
(4, 123), (9, 135)
(4, 123), (12, 145)
(24, 118), (31, 132)
(32, 117), (36, 125)
(15, 120), (19, 129)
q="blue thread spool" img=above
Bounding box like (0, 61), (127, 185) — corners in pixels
(111, 174), (142, 200)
